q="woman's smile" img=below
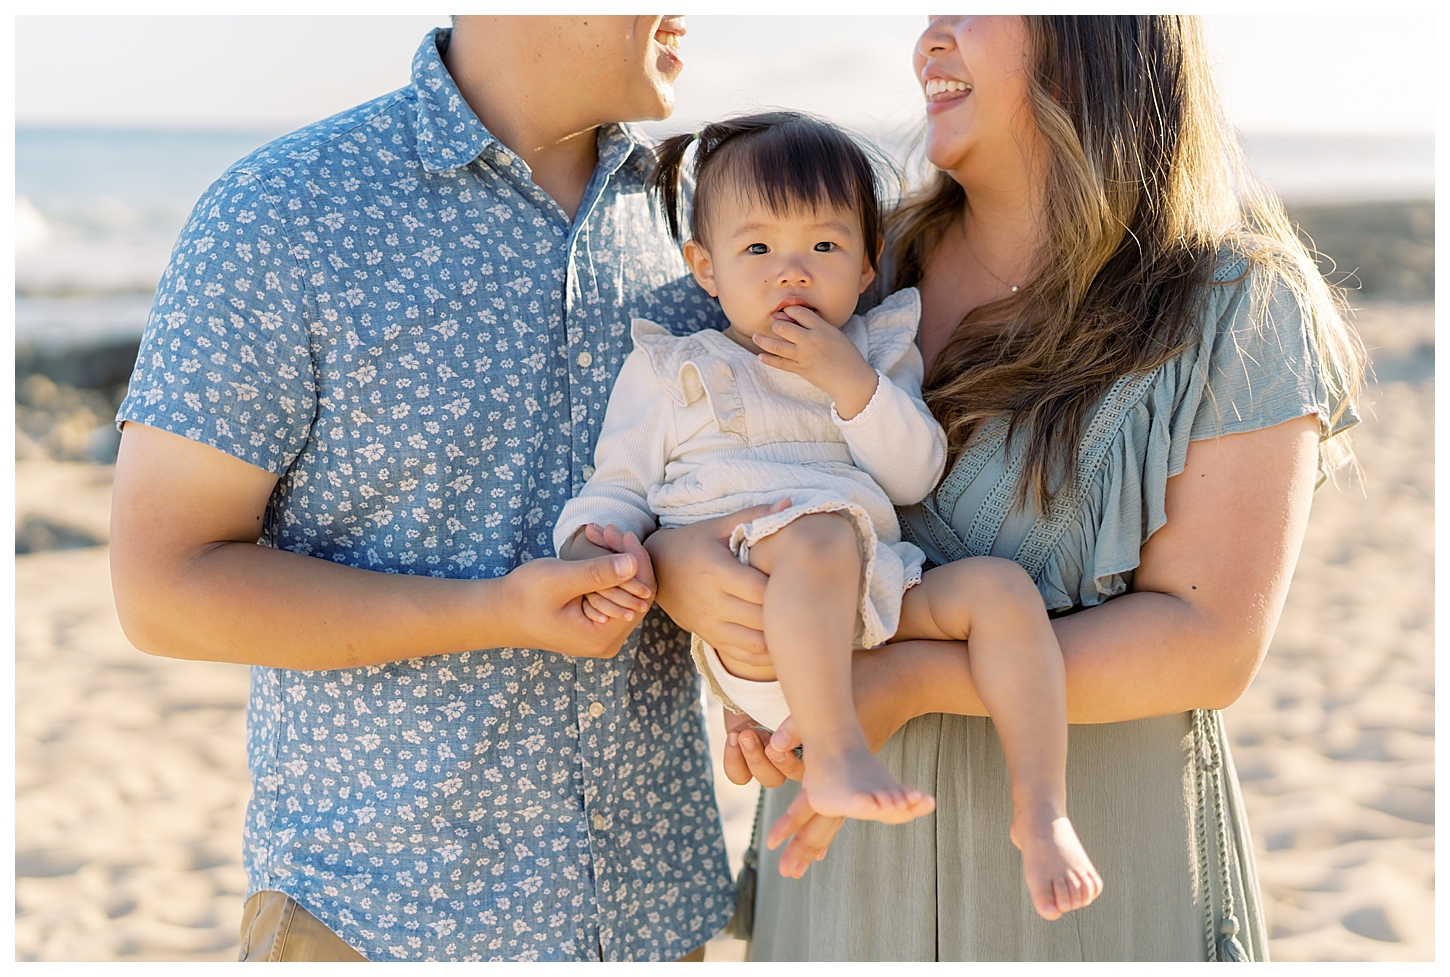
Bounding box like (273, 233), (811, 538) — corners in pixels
(923, 75), (972, 113)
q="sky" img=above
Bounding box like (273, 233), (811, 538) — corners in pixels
(13, 15), (1438, 137)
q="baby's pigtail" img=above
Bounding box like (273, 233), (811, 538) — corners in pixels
(649, 133), (696, 242)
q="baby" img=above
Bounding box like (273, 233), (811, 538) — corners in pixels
(555, 113), (1101, 919)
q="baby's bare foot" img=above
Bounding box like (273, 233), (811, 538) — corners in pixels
(1010, 812), (1103, 920)
(801, 745), (935, 825)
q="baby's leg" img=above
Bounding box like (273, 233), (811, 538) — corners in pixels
(898, 558), (1103, 919)
(746, 513), (933, 824)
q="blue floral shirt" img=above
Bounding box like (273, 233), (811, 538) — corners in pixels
(118, 28), (732, 962)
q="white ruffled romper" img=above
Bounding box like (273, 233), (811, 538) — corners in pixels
(554, 287), (947, 728)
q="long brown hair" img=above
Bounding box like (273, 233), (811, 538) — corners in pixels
(892, 16), (1363, 506)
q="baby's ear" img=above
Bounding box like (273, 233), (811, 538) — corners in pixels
(858, 235), (881, 294)
(681, 239), (718, 296)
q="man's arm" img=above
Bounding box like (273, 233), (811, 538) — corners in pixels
(110, 423), (652, 669)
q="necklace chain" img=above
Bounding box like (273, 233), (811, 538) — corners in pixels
(959, 222), (1022, 294)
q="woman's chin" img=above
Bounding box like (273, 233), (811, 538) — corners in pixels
(923, 141), (968, 175)
(922, 122), (973, 174)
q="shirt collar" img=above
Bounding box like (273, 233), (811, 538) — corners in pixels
(411, 27), (639, 179)
(411, 27), (496, 174)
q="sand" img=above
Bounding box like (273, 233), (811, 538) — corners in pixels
(1222, 299), (1435, 961)
(12, 300), (1433, 961)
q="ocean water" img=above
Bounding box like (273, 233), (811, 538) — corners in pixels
(13, 126), (1435, 351)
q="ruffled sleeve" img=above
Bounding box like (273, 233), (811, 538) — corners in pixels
(860, 286), (923, 375)
(833, 288), (948, 504)
(1028, 257), (1360, 612)
(1185, 258), (1360, 446)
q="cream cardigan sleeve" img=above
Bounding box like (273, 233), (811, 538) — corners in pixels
(832, 338), (948, 506)
(552, 349), (676, 555)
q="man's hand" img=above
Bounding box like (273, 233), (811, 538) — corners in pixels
(110, 422), (657, 669)
(560, 523), (656, 624)
(722, 708), (803, 787)
(495, 548), (654, 659)
(750, 306), (880, 419)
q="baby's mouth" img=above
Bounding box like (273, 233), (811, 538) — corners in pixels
(772, 297), (815, 316)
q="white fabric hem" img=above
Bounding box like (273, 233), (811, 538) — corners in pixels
(830, 370), (888, 427)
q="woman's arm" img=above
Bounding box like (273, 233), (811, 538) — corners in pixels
(110, 423), (656, 669)
(644, 498), (793, 668)
(729, 414), (1321, 873)
(1060, 410), (1319, 719)
(724, 413), (1321, 770)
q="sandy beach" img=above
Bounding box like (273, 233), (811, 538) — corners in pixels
(12, 298), (1432, 961)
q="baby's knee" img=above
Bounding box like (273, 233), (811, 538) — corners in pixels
(763, 512), (860, 570)
(933, 556), (1040, 609)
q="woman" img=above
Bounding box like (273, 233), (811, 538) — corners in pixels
(643, 15), (1362, 961)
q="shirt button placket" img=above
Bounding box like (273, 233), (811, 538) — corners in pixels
(578, 662), (612, 851)
(565, 253), (593, 490)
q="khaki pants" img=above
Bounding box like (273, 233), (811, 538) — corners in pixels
(238, 891), (367, 962)
(237, 890), (707, 961)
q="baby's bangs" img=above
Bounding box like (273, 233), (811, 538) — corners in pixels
(711, 122), (872, 221)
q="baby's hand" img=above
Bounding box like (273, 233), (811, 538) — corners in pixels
(751, 305), (881, 419)
(578, 524), (657, 625)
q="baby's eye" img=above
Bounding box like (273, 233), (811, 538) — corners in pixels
(814, 241), (836, 252)
(747, 243), (769, 255)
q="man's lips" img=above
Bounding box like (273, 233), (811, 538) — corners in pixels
(654, 16), (685, 68)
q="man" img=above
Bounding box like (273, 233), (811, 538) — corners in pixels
(111, 16), (742, 961)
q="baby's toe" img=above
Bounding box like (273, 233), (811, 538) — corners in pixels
(1033, 890), (1062, 921)
(1065, 871), (1088, 909)
(1053, 876), (1074, 915)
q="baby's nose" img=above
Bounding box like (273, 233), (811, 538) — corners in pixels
(776, 263), (811, 284)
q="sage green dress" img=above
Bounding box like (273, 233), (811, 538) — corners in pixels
(746, 255), (1357, 961)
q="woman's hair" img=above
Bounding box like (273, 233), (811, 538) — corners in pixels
(892, 15), (1364, 505)
(650, 111), (886, 270)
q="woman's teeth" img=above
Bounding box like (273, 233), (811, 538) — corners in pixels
(924, 78), (971, 98)
(654, 31), (679, 49)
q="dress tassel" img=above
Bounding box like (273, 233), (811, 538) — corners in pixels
(724, 788), (766, 941)
(1217, 916), (1247, 962)
(724, 845), (758, 940)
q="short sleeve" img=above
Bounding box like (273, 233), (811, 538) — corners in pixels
(1187, 259), (1360, 446)
(116, 171), (318, 475)
(1030, 256), (1363, 612)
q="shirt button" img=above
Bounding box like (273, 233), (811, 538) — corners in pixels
(592, 814), (606, 831)
(576, 351), (593, 368)
(588, 701), (605, 718)
(581, 465), (596, 480)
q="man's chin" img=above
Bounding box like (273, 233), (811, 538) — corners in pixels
(621, 89), (675, 124)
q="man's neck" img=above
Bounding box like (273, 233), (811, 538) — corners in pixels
(443, 29), (601, 222)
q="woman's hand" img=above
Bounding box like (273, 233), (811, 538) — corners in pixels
(721, 709), (804, 787)
(723, 640), (968, 875)
(643, 499), (791, 667)
(720, 711), (844, 879)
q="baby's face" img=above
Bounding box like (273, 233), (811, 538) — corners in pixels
(682, 191), (876, 339)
